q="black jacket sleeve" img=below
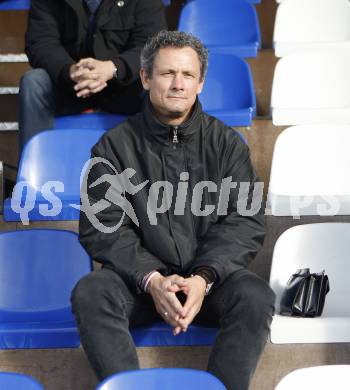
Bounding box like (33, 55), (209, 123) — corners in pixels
(25, 0), (75, 86)
(112, 0), (167, 85)
(78, 145), (168, 294)
(189, 134), (267, 286)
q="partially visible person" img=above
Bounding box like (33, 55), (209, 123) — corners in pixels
(18, 0), (166, 152)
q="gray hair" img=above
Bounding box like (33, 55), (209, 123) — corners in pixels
(141, 30), (209, 81)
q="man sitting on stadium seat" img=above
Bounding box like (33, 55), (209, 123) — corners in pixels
(18, 0), (166, 152)
(71, 30), (275, 390)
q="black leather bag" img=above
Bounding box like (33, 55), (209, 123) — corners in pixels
(280, 268), (330, 317)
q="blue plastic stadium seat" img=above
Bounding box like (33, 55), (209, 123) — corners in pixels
(55, 112), (126, 131)
(186, 0), (261, 3)
(0, 229), (91, 349)
(178, 0), (261, 57)
(200, 53), (256, 126)
(0, 0), (30, 10)
(3, 129), (105, 222)
(0, 372), (44, 390)
(97, 368), (226, 390)
(131, 322), (217, 347)
(186, 0), (260, 3)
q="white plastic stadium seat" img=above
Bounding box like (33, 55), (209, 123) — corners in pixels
(267, 125), (350, 216)
(275, 365), (350, 389)
(271, 52), (350, 125)
(269, 223), (350, 344)
(274, 0), (350, 57)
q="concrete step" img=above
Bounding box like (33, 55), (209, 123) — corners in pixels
(0, 88), (18, 95)
(0, 61), (29, 88)
(239, 119), (286, 194)
(256, 0), (277, 49)
(0, 10), (27, 54)
(0, 60), (29, 126)
(247, 49), (277, 117)
(0, 131), (18, 169)
(0, 95), (17, 122)
(0, 62), (30, 128)
(0, 123), (18, 131)
(0, 54), (28, 62)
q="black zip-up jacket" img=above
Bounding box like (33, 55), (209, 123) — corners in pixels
(25, 0), (166, 87)
(79, 98), (267, 294)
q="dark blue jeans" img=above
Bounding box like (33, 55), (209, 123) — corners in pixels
(18, 68), (143, 153)
(71, 268), (275, 390)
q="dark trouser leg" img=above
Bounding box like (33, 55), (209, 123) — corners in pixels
(18, 68), (88, 153)
(18, 69), (56, 152)
(195, 269), (276, 390)
(71, 268), (160, 380)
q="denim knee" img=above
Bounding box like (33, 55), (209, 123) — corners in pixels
(19, 68), (53, 100)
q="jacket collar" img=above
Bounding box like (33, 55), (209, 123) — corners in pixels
(143, 94), (203, 146)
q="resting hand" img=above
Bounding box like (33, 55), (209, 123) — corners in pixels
(70, 58), (115, 98)
(148, 274), (187, 328)
(167, 275), (206, 335)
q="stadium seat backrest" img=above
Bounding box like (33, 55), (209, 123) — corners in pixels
(96, 368), (226, 390)
(0, 372), (44, 390)
(185, 0), (261, 3)
(274, 0), (350, 56)
(0, 0), (30, 10)
(270, 223), (350, 316)
(269, 223), (350, 343)
(17, 129), (105, 200)
(267, 125), (350, 216)
(275, 365), (350, 390)
(178, 0), (260, 56)
(200, 53), (255, 112)
(0, 229), (91, 323)
(272, 52), (350, 110)
(54, 112), (126, 130)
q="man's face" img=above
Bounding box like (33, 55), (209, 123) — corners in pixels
(140, 47), (205, 125)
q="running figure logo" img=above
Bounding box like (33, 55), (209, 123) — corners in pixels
(78, 157), (149, 233)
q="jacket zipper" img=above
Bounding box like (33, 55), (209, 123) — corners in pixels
(172, 126), (179, 148)
(169, 125), (183, 269)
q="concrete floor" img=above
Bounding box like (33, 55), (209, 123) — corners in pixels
(1, 341), (350, 390)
